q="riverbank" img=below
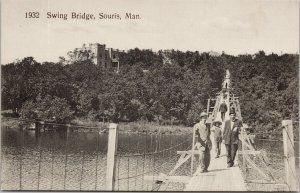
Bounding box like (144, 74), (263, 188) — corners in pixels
(1, 117), (192, 135)
(71, 118), (193, 134)
(1, 117), (23, 129)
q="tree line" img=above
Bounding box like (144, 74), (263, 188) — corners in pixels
(1, 49), (298, 132)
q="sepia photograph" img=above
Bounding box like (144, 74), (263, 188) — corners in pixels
(1, 0), (299, 191)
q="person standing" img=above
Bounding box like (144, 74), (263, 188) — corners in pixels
(193, 112), (212, 173)
(219, 100), (228, 121)
(213, 119), (223, 158)
(230, 102), (236, 114)
(222, 112), (243, 167)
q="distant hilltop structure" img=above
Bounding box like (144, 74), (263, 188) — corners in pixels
(67, 43), (124, 71)
(66, 44), (224, 71)
(208, 50), (221, 56)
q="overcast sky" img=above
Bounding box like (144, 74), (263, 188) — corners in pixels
(1, 0), (299, 64)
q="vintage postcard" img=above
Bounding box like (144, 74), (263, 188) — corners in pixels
(1, 0), (299, 191)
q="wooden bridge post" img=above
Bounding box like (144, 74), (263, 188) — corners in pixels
(191, 125), (196, 176)
(282, 120), (298, 191)
(241, 130), (246, 169)
(106, 123), (118, 191)
(207, 99), (210, 115)
(225, 91), (230, 119)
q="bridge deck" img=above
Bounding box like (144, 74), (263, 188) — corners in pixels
(184, 142), (247, 191)
(185, 102), (247, 191)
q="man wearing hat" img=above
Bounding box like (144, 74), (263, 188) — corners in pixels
(193, 112), (212, 173)
(219, 100), (228, 121)
(213, 118), (223, 158)
(222, 111), (243, 167)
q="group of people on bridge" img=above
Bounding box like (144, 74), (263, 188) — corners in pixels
(193, 107), (243, 173)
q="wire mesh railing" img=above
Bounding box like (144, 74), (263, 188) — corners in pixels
(114, 131), (192, 191)
(1, 118), (192, 191)
(1, 117), (107, 191)
(1, 124), (109, 191)
(238, 127), (299, 191)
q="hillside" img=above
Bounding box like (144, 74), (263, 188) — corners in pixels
(1, 49), (298, 133)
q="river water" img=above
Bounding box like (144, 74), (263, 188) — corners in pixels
(1, 127), (192, 191)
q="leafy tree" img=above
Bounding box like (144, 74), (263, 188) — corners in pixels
(1, 50), (298, 132)
(1, 57), (41, 112)
(20, 94), (74, 123)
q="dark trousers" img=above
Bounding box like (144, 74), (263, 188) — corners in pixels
(225, 144), (238, 166)
(199, 146), (211, 171)
(221, 112), (225, 121)
(215, 140), (221, 156)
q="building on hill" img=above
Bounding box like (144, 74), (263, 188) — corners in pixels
(68, 43), (123, 72)
(208, 50), (221, 56)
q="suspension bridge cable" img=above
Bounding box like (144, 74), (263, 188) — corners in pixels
(141, 131), (148, 190)
(119, 139), (190, 157)
(117, 140), (193, 192)
(156, 141), (193, 192)
(79, 150), (85, 191)
(134, 132), (140, 190)
(117, 154), (121, 191)
(254, 138), (283, 142)
(116, 136), (191, 178)
(155, 142), (193, 192)
(117, 137), (192, 181)
(254, 137), (299, 142)
(94, 132), (100, 190)
(37, 132), (43, 190)
(50, 136), (55, 190)
(117, 152), (184, 188)
(19, 129), (24, 190)
(3, 117), (109, 130)
(117, 152), (183, 181)
(152, 135), (156, 191)
(161, 135), (179, 192)
(63, 132), (69, 190)
(126, 133), (130, 190)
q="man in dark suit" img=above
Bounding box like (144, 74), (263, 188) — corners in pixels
(222, 112), (243, 167)
(219, 101), (227, 121)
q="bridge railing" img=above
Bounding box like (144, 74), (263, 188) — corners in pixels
(1, 118), (193, 191)
(1, 117), (110, 191)
(238, 120), (299, 191)
(113, 128), (192, 191)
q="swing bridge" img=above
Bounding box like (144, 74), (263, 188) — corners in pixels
(1, 70), (298, 191)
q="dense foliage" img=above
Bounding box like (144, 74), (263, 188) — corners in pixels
(1, 50), (298, 132)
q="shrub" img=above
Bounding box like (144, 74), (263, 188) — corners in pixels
(20, 94), (74, 123)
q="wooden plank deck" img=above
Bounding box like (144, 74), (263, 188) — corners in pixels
(185, 139), (247, 191)
(185, 103), (247, 191)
